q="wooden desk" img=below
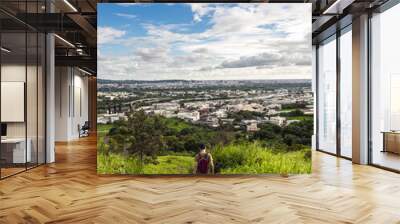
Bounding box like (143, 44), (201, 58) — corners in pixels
(382, 131), (400, 154)
(1, 138), (31, 164)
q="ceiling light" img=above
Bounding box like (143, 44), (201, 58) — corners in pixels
(54, 34), (75, 48)
(323, 0), (355, 15)
(76, 48), (84, 55)
(78, 67), (92, 76)
(63, 0), (78, 12)
(1, 47), (11, 53)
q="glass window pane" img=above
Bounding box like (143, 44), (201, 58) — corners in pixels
(340, 29), (352, 158)
(27, 31), (38, 169)
(38, 33), (45, 165)
(1, 31), (27, 177)
(318, 36), (337, 154)
(371, 3), (400, 171)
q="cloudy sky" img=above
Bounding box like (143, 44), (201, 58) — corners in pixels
(98, 3), (311, 80)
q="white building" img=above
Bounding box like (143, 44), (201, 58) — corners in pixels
(246, 122), (259, 132)
(215, 109), (228, 118)
(269, 116), (287, 126)
(177, 111), (200, 121)
(154, 102), (180, 111)
(97, 113), (127, 124)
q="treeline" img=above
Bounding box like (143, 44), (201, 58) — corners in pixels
(100, 110), (313, 164)
(251, 121), (313, 151)
(228, 111), (265, 122)
(282, 102), (308, 110)
(279, 109), (308, 117)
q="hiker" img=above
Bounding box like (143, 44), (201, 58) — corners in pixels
(194, 144), (214, 175)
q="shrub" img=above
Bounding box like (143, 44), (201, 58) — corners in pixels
(212, 142), (311, 174)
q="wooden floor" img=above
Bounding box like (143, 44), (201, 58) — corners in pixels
(1, 136), (400, 223)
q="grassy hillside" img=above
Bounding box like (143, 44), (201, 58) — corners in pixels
(143, 156), (194, 174)
(97, 153), (142, 174)
(212, 142), (311, 174)
(97, 113), (312, 175)
(98, 143), (311, 175)
(98, 154), (194, 174)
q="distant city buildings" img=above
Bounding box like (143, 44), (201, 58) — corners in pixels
(97, 80), (313, 129)
(97, 113), (127, 124)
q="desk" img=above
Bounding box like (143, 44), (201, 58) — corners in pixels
(1, 138), (31, 163)
(382, 131), (400, 154)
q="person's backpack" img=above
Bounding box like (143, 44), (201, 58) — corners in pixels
(197, 154), (209, 174)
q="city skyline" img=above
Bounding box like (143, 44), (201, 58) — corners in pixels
(98, 3), (312, 81)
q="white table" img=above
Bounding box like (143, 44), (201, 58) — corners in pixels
(1, 138), (31, 163)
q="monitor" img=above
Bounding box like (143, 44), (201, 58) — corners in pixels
(1, 123), (7, 137)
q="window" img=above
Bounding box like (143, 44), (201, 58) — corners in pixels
(339, 27), (352, 158)
(317, 36), (337, 154)
(370, 3), (400, 171)
(0, 2), (46, 179)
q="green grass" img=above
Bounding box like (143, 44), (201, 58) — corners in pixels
(212, 142), (311, 174)
(143, 156), (194, 174)
(162, 118), (191, 132)
(97, 124), (113, 149)
(97, 121), (311, 175)
(287, 115), (313, 121)
(97, 124), (113, 139)
(97, 153), (143, 174)
(97, 154), (194, 175)
(97, 143), (311, 175)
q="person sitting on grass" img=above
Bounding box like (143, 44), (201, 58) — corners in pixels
(194, 144), (214, 175)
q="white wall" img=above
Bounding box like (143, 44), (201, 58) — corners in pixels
(1, 63), (46, 164)
(1, 65), (26, 138)
(55, 66), (70, 141)
(55, 67), (89, 141)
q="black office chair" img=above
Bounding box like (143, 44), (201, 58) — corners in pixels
(79, 121), (90, 138)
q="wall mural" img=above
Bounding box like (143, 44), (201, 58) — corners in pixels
(97, 3), (313, 175)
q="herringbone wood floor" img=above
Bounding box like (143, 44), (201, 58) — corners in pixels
(1, 136), (400, 224)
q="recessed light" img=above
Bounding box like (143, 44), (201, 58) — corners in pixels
(54, 34), (75, 48)
(78, 67), (92, 76)
(63, 0), (78, 12)
(1, 47), (11, 53)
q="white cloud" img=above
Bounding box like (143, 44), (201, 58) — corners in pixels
(114, 13), (136, 19)
(98, 26), (126, 44)
(186, 3), (214, 22)
(115, 3), (136, 7)
(135, 46), (168, 62)
(99, 3), (312, 80)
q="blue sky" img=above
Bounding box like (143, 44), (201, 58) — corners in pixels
(98, 3), (311, 80)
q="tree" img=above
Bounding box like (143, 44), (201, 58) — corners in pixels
(108, 110), (166, 164)
(282, 119), (313, 146)
(253, 123), (282, 141)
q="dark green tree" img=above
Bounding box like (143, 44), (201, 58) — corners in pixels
(108, 110), (166, 163)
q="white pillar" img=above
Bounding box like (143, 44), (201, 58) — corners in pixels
(312, 45), (317, 151)
(46, 32), (55, 163)
(352, 14), (369, 164)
